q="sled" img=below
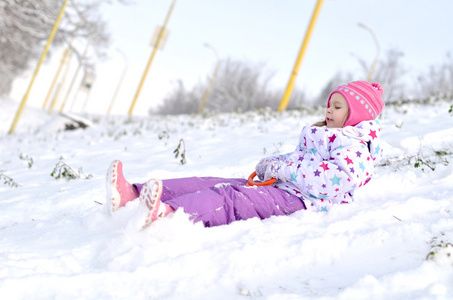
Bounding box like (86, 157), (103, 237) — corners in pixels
(247, 171), (276, 186)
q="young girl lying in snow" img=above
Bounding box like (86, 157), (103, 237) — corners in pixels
(106, 80), (385, 228)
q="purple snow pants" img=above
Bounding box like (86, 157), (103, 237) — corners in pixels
(134, 177), (306, 227)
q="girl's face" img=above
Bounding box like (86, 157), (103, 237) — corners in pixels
(326, 93), (349, 128)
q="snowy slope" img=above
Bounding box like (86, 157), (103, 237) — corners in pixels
(1, 100), (453, 300)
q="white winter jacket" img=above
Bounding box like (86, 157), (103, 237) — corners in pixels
(267, 120), (384, 212)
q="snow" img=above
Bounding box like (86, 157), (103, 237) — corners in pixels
(1, 99), (453, 299)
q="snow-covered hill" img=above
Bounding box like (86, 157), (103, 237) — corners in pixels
(1, 100), (452, 299)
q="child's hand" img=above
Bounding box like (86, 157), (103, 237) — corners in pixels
(264, 161), (280, 181)
(255, 158), (270, 181)
(255, 157), (281, 181)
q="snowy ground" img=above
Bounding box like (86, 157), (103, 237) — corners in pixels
(1, 99), (453, 300)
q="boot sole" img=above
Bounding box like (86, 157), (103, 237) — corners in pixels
(140, 179), (163, 229)
(106, 160), (121, 214)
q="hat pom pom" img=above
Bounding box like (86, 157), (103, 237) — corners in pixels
(371, 82), (383, 96)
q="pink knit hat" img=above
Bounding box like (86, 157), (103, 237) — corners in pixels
(328, 81), (385, 127)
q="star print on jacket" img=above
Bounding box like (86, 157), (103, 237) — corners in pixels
(265, 120), (383, 212)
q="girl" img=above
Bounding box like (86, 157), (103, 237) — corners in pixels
(106, 81), (385, 228)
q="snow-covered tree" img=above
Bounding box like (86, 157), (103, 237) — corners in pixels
(155, 58), (309, 115)
(416, 52), (453, 99)
(0, 0), (128, 97)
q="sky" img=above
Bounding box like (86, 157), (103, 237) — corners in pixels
(9, 0), (453, 116)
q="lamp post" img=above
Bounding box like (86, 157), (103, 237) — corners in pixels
(197, 43), (221, 114)
(48, 55), (72, 114)
(42, 45), (72, 109)
(358, 23), (380, 82)
(59, 41), (90, 113)
(107, 49), (128, 115)
(278, 0), (324, 112)
(128, 0), (177, 116)
(8, 0), (69, 134)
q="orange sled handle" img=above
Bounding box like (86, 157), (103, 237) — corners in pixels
(247, 171), (277, 186)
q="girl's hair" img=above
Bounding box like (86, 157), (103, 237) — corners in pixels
(312, 120), (327, 127)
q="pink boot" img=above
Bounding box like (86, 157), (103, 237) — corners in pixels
(139, 178), (175, 228)
(106, 160), (139, 213)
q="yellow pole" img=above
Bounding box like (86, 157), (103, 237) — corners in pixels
(278, 0), (324, 112)
(59, 41), (90, 113)
(128, 0), (177, 116)
(8, 0), (70, 134)
(197, 43), (221, 114)
(48, 55), (72, 114)
(107, 49), (128, 115)
(42, 46), (72, 109)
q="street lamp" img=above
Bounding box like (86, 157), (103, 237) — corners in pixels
(277, 0), (324, 112)
(358, 23), (380, 82)
(107, 49), (128, 115)
(197, 43), (221, 114)
(8, 0), (69, 134)
(60, 40), (90, 113)
(128, 0), (177, 116)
